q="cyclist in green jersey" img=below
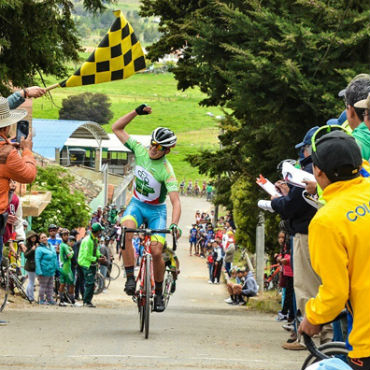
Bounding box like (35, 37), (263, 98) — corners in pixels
(112, 104), (182, 312)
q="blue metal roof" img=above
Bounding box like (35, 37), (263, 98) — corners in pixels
(32, 119), (108, 160)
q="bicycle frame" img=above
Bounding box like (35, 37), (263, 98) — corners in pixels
(137, 241), (155, 298)
(121, 227), (177, 338)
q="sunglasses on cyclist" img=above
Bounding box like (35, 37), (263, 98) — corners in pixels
(150, 140), (167, 151)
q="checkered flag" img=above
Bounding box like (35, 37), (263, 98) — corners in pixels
(58, 10), (146, 88)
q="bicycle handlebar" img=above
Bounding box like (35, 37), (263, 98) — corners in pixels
(120, 227), (177, 252)
(299, 310), (347, 360)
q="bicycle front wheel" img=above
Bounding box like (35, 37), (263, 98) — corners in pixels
(301, 342), (349, 370)
(139, 296), (145, 332)
(0, 265), (9, 311)
(12, 275), (31, 303)
(144, 254), (152, 339)
(109, 262), (121, 280)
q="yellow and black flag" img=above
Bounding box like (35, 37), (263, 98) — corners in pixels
(59, 10), (146, 88)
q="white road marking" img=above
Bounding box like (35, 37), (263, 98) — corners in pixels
(0, 353), (299, 365)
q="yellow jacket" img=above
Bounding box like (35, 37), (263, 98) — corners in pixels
(306, 176), (370, 359)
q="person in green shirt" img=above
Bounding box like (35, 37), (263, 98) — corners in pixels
(77, 222), (106, 308)
(112, 104), (181, 313)
(342, 78), (370, 161)
(58, 228), (75, 306)
(109, 204), (118, 225)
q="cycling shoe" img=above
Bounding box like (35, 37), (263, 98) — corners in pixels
(124, 276), (136, 296)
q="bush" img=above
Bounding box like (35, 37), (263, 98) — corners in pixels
(31, 166), (90, 232)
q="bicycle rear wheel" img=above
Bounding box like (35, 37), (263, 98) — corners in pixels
(109, 262), (120, 280)
(144, 254), (152, 339)
(301, 342), (349, 370)
(94, 273), (105, 295)
(104, 275), (111, 290)
(0, 265), (9, 311)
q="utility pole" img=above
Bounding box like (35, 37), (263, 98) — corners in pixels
(255, 211), (265, 292)
(102, 163), (108, 207)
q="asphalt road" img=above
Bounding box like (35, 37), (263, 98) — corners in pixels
(0, 196), (307, 370)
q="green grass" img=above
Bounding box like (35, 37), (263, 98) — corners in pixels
(33, 73), (223, 181)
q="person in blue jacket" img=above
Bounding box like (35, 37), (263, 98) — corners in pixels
(35, 232), (58, 305)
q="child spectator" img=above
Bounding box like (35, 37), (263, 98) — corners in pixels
(35, 232), (58, 305)
(24, 230), (38, 303)
(189, 224), (197, 256)
(240, 269), (258, 302)
(224, 231), (236, 277)
(195, 210), (202, 225)
(212, 239), (223, 284)
(58, 228), (75, 306)
(224, 268), (246, 305)
(206, 242), (214, 284)
(276, 231), (295, 325)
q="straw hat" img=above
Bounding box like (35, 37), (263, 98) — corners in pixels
(0, 96), (27, 129)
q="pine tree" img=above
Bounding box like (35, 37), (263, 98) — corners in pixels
(142, 0), (370, 252)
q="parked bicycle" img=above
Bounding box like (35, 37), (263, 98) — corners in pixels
(121, 227), (177, 339)
(0, 254), (32, 310)
(264, 263), (281, 290)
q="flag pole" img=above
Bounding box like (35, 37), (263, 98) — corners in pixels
(45, 83), (60, 92)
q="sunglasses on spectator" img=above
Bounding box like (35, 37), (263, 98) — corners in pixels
(150, 140), (167, 151)
(311, 124), (352, 153)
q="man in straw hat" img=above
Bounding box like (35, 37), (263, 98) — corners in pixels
(0, 97), (37, 265)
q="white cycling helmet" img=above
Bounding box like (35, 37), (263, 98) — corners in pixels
(151, 127), (177, 148)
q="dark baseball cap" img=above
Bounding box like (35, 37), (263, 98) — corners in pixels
(338, 74), (370, 97)
(312, 131), (362, 182)
(295, 126), (320, 149)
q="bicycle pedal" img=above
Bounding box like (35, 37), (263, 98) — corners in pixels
(132, 296), (137, 303)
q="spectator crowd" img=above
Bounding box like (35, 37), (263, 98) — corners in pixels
(256, 73), (370, 362)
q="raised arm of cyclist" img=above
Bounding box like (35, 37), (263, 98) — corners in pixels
(113, 105), (181, 313)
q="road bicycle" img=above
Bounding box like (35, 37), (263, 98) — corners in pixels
(264, 263), (281, 290)
(121, 227), (177, 339)
(300, 311), (349, 370)
(0, 254), (32, 310)
(108, 261), (120, 280)
(0, 261), (9, 311)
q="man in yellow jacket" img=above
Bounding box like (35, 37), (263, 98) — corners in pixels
(299, 130), (370, 370)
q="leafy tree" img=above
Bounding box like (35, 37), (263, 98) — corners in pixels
(31, 166), (90, 232)
(141, 0), (370, 251)
(0, 0), (114, 95)
(59, 92), (113, 124)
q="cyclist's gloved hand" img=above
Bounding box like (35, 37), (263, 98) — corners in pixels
(135, 104), (150, 115)
(169, 223), (182, 239)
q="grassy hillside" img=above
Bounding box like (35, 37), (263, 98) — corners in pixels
(33, 73), (222, 181)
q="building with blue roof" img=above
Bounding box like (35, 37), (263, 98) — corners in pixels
(32, 118), (150, 175)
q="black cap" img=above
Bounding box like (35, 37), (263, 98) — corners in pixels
(312, 131), (362, 182)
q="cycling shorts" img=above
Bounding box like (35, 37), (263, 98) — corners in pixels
(122, 197), (167, 245)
